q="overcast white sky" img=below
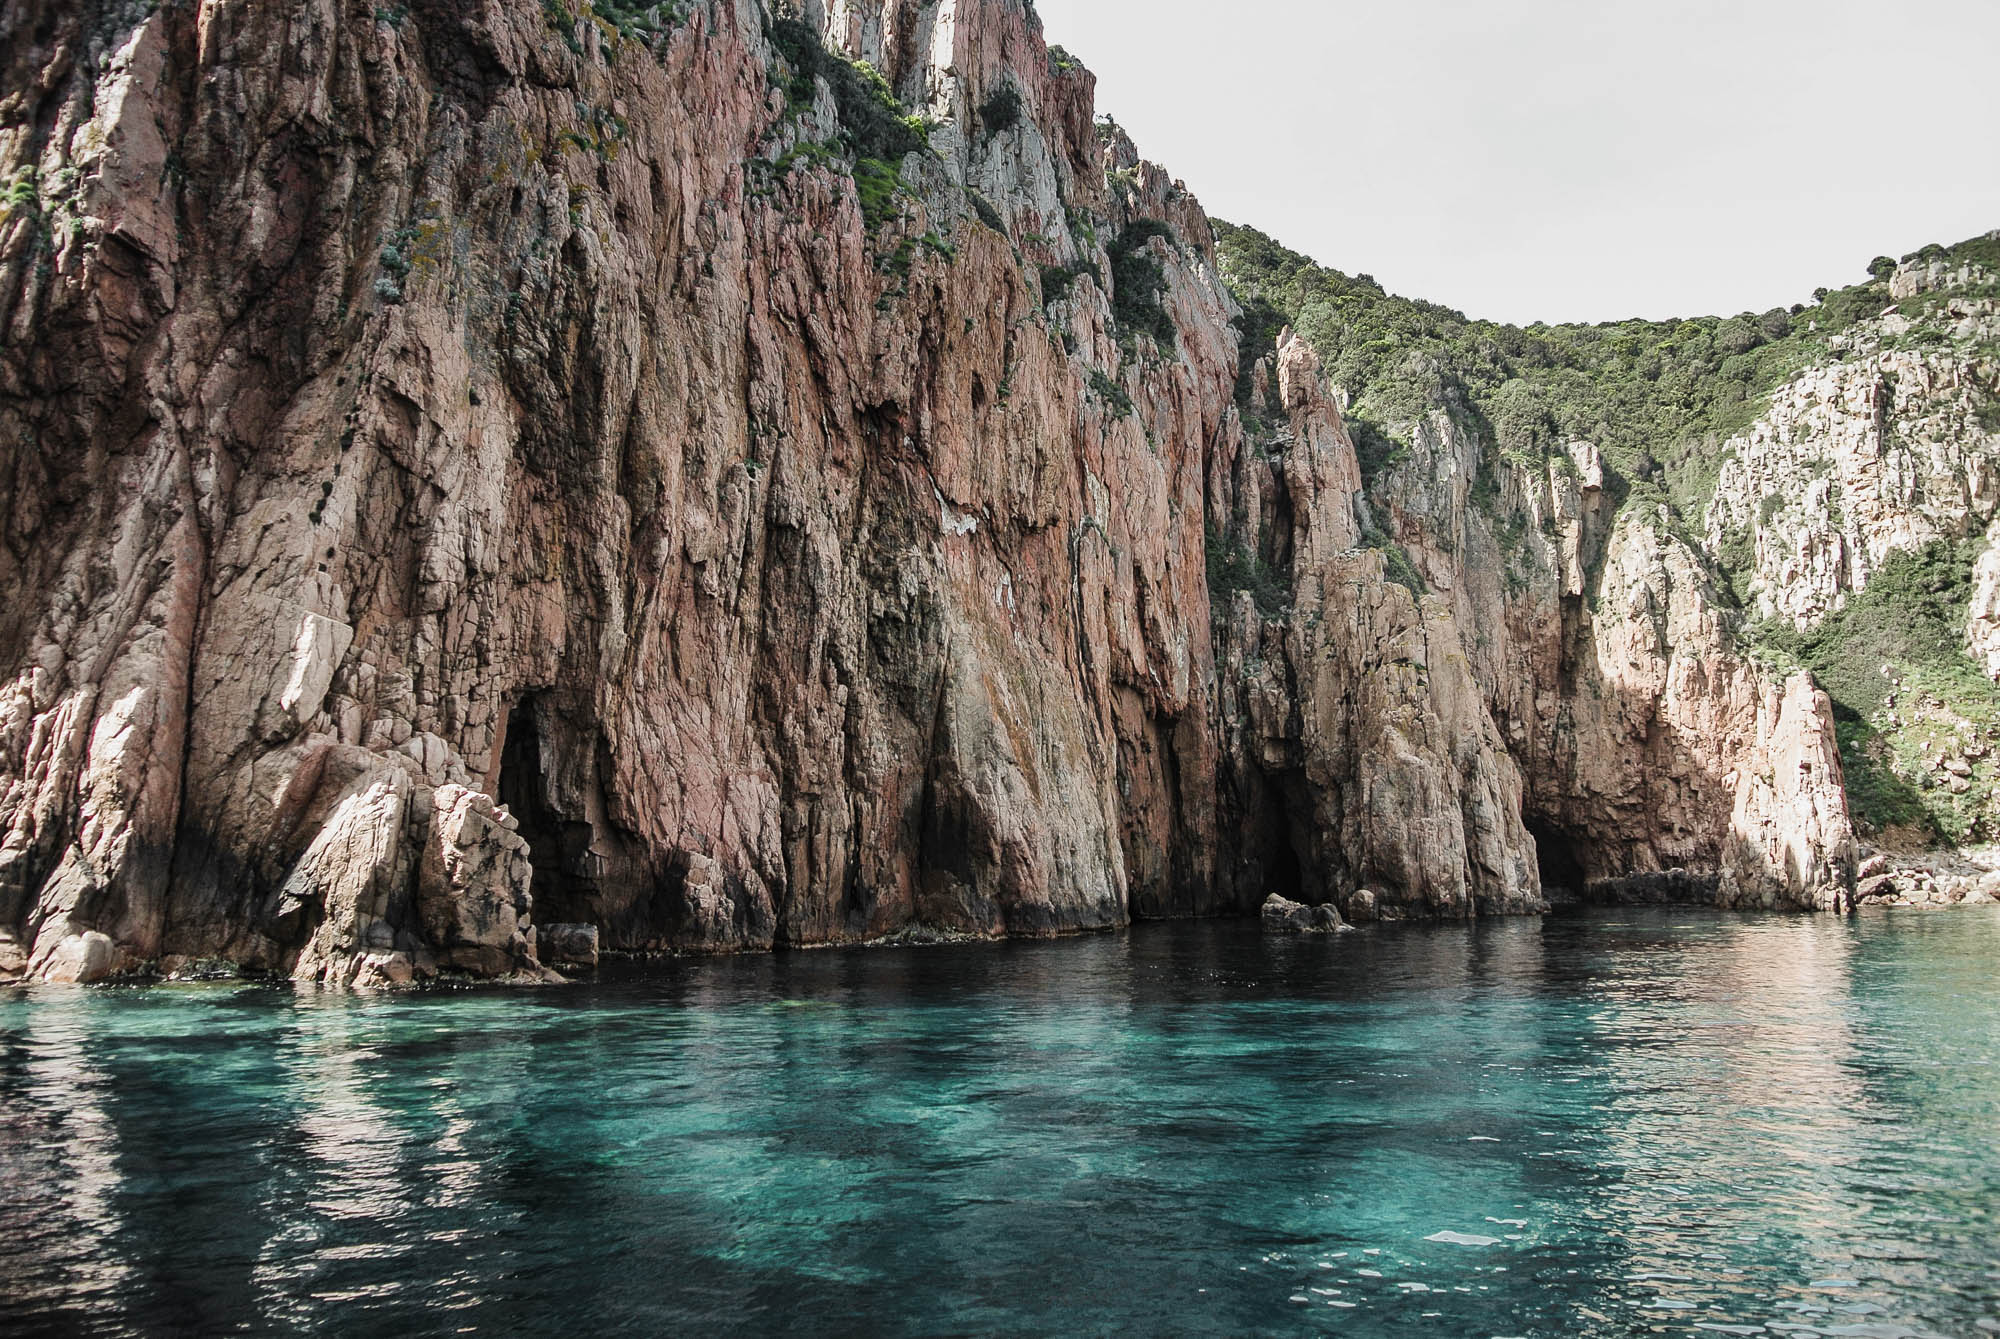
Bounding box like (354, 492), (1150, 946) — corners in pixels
(1032, 0), (2000, 325)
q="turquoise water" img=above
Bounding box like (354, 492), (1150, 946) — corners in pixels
(3, 909), (1998, 1338)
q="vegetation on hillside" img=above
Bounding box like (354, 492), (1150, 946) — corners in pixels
(1205, 523), (1291, 618)
(589, 0), (687, 41)
(542, 0), (690, 55)
(1108, 220), (1179, 352)
(1209, 222), (2000, 531)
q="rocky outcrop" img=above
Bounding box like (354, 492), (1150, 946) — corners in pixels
(1726, 674), (1858, 908)
(414, 786), (542, 978)
(1970, 526), (2000, 679)
(1259, 893), (1347, 934)
(1330, 397), (1859, 908)
(1691, 255), (1999, 847)
(0, 0), (1866, 984)
(0, 0), (1240, 982)
(1703, 275), (2000, 632)
(1853, 845), (2000, 907)
(1212, 334), (1544, 920)
(540, 922), (600, 968)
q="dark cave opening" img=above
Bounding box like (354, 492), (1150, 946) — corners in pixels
(1525, 817), (1588, 902)
(1265, 821), (1304, 904)
(496, 696), (594, 926)
(1241, 783), (1309, 911)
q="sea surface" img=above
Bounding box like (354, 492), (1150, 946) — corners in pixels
(3, 907), (1998, 1338)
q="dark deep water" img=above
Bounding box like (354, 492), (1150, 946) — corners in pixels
(3, 908), (1998, 1338)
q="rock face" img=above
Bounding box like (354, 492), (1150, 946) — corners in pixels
(1704, 289), (2000, 632)
(415, 786), (540, 978)
(0, 0), (1864, 983)
(1210, 328), (1858, 911)
(1694, 260), (2000, 846)
(1970, 526), (2000, 680)
(1213, 334), (1544, 919)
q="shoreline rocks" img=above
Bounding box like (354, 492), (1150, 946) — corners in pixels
(1261, 894), (1351, 935)
(1851, 845), (2000, 908)
(540, 924), (601, 969)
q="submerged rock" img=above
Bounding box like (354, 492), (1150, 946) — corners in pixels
(1425, 1230), (1502, 1247)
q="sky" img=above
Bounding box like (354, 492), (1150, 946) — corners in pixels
(1030, 0), (2000, 326)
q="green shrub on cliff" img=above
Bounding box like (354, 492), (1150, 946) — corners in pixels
(1087, 368), (1135, 418)
(590, 0), (687, 41)
(979, 85), (1024, 136)
(1039, 258), (1101, 306)
(852, 157), (905, 230)
(2, 168), (41, 239)
(1749, 542), (1980, 718)
(768, 18), (929, 164)
(1110, 220), (1179, 352)
(759, 19), (938, 234)
(1228, 293), (1286, 423)
(1205, 524), (1290, 617)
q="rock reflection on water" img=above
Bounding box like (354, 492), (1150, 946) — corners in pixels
(1569, 917), (1878, 1330)
(1, 908), (1997, 1339)
(0, 1008), (138, 1317)
(251, 998), (521, 1325)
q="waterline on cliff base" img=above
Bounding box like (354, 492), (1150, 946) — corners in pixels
(3, 908), (1998, 1337)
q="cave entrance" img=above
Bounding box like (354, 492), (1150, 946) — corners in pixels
(495, 695), (593, 925)
(1241, 776), (1309, 913)
(1525, 816), (1588, 903)
(1265, 819), (1304, 904)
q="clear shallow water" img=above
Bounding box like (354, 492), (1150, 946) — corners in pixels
(3, 909), (1998, 1339)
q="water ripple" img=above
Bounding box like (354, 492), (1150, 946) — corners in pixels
(1, 908), (1997, 1337)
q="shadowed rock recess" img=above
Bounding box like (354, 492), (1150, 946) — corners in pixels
(0, 0), (1878, 984)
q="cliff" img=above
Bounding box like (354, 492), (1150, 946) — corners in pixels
(0, 0), (1884, 984)
(1703, 252), (2000, 845)
(1218, 224), (1999, 871)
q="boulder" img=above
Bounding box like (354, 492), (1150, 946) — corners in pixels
(1345, 889), (1380, 924)
(1261, 894), (1349, 934)
(416, 786), (539, 977)
(349, 952), (416, 989)
(39, 931), (118, 984)
(1856, 873), (1898, 901)
(0, 933), (26, 980)
(540, 923), (600, 969)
